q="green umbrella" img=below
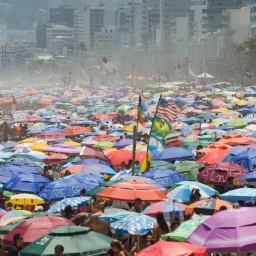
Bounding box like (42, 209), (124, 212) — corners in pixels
(93, 141), (115, 149)
(0, 184), (13, 196)
(165, 131), (181, 140)
(20, 226), (113, 256)
(150, 160), (176, 170)
(174, 161), (205, 181)
(161, 215), (209, 242)
(66, 157), (80, 164)
(198, 134), (213, 142)
(88, 180), (125, 196)
(181, 142), (209, 151)
(116, 105), (131, 113)
(197, 113), (214, 120)
(227, 118), (248, 128)
(0, 219), (24, 235)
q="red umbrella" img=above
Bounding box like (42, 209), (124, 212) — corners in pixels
(3, 216), (74, 246)
(93, 114), (112, 120)
(25, 115), (41, 122)
(165, 138), (183, 147)
(107, 150), (150, 166)
(93, 135), (118, 142)
(63, 126), (91, 136)
(80, 146), (111, 164)
(197, 162), (248, 185)
(36, 132), (65, 142)
(136, 241), (207, 256)
(43, 153), (68, 163)
(97, 181), (167, 202)
(197, 150), (230, 165)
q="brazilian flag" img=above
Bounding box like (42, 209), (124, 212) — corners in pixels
(152, 116), (171, 139)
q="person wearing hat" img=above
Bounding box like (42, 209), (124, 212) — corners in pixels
(8, 233), (23, 256)
(34, 205), (43, 212)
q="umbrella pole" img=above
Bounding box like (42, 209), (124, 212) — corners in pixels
(131, 125), (137, 176)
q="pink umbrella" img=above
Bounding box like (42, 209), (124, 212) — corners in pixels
(36, 132), (65, 142)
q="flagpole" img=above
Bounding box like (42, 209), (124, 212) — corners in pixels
(144, 94), (162, 171)
(132, 63), (134, 86)
(131, 125), (137, 176)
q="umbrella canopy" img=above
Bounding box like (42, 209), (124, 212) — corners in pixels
(80, 146), (111, 164)
(142, 169), (187, 188)
(43, 153), (68, 163)
(166, 183), (218, 202)
(152, 147), (195, 161)
(162, 215), (209, 242)
(97, 181), (167, 202)
(36, 132), (65, 142)
(142, 201), (185, 218)
(185, 198), (233, 215)
(20, 225), (113, 256)
(110, 214), (156, 236)
(99, 211), (138, 223)
(63, 126), (91, 136)
(48, 196), (91, 214)
(136, 241), (207, 256)
(197, 163), (248, 185)
(197, 150), (230, 165)
(3, 174), (50, 194)
(187, 208), (256, 253)
(220, 187), (256, 203)
(174, 161), (204, 181)
(8, 194), (44, 205)
(0, 210), (32, 223)
(3, 216), (74, 246)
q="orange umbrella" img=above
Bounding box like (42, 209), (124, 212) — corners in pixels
(92, 114), (112, 120)
(197, 144), (231, 154)
(44, 153), (68, 163)
(63, 126), (91, 136)
(197, 150), (230, 165)
(93, 135), (118, 142)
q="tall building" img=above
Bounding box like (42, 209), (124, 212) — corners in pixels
(206, 0), (249, 33)
(188, 0), (207, 40)
(36, 24), (47, 49)
(46, 25), (74, 53)
(251, 0), (256, 35)
(160, 0), (190, 50)
(74, 4), (105, 51)
(0, 23), (7, 47)
(49, 6), (75, 28)
(36, 9), (48, 25)
(115, 2), (142, 50)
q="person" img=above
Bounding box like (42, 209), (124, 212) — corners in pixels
(151, 212), (170, 243)
(224, 176), (236, 193)
(8, 233), (23, 256)
(63, 205), (74, 220)
(34, 205), (43, 212)
(130, 198), (143, 213)
(219, 205), (228, 211)
(130, 234), (150, 255)
(86, 203), (109, 234)
(54, 245), (64, 256)
(80, 188), (86, 197)
(110, 240), (129, 256)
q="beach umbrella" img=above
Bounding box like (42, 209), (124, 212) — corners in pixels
(20, 225), (112, 256)
(197, 163), (248, 185)
(99, 211), (138, 223)
(3, 216), (74, 246)
(187, 208), (256, 253)
(48, 197), (91, 214)
(174, 161), (204, 181)
(149, 161), (176, 170)
(142, 169), (187, 188)
(166, 183), (218, 202)
(93, 141), (115, 149)
(227, 118), (248, 128)
(13, 149), (46, 162)
(39, 174), (103, 201)
(161, 215), (209, 242)
(185, 198), (233, 215)
(3, 174), (50, 194)
(152, 147), (194, 161)
(110, 214), (156, 236)
(43, 153), (68, 163)
(142, 201), (185, 218)
(197, 150), (230, 165)
(136, 241), (207, 256)
(80, 146), (111, 164)
(36, 132), (65, 142)
(60, 165), (104, 178)
(0, 210), (32, 223)
(43, 145), (80, 155)
(8, 194), (44, 205)
(0, 219), (25, 235)
(220, 187), (256, 203)
(97, 181), (167, 202)
(63, 126), (91, 136)
(240, 170), (256, 183)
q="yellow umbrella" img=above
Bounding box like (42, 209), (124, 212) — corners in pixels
(64, 141), (81, 147)
(236, 100), (247, 106)
(18, 137), (38, 144)
(126, 75), (133, 79)
(8, 194), (45, 205)
(211, 108), (229, 113)
(103, 148), (117, 154)
(30, 143), (49, 152)
(230, 98), (240, 103)
(123, 123), (143, 132)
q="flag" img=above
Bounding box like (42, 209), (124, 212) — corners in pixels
(152, 116), (171, 138)
(148, 134), (164, 154)
(81, 62), (86, 75)
(141, 152), (152, 172)
(157, 97), (177, 125)
(12, 95), (17, 104)
(137, 95), (147, 123)
(101, 57), (108, 70)
(188, 67), (196, 77)
(113, 68), (117, 75)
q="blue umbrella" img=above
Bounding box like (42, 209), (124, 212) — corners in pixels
(1, 141), (18, 148)
(39, 174), (103, 202)
(240, 170), (256, 182)
(99, 212), (138, 223)
(218, 126), (236, 131)
(152, 147), (195, 161)
(166, 183), (217, 202)
(142, 169), (187, 188)
(183, 117), (202, 124)
(180, 126), (195, 135)
(3, 174), (50, 194)
(220, 187), (256, 203)
(7, 160), (43, 174)
(13, 149), (46, 162)
(110, 214), (156, 236)
(222, 148), (256, 169)
(48, 196), (91, 213)
(0, 152), (14, 159)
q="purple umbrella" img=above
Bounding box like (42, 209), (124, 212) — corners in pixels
(187, 208), (256, 253)
(43, 145), (80, 155)
(114, 139), (133, 148)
